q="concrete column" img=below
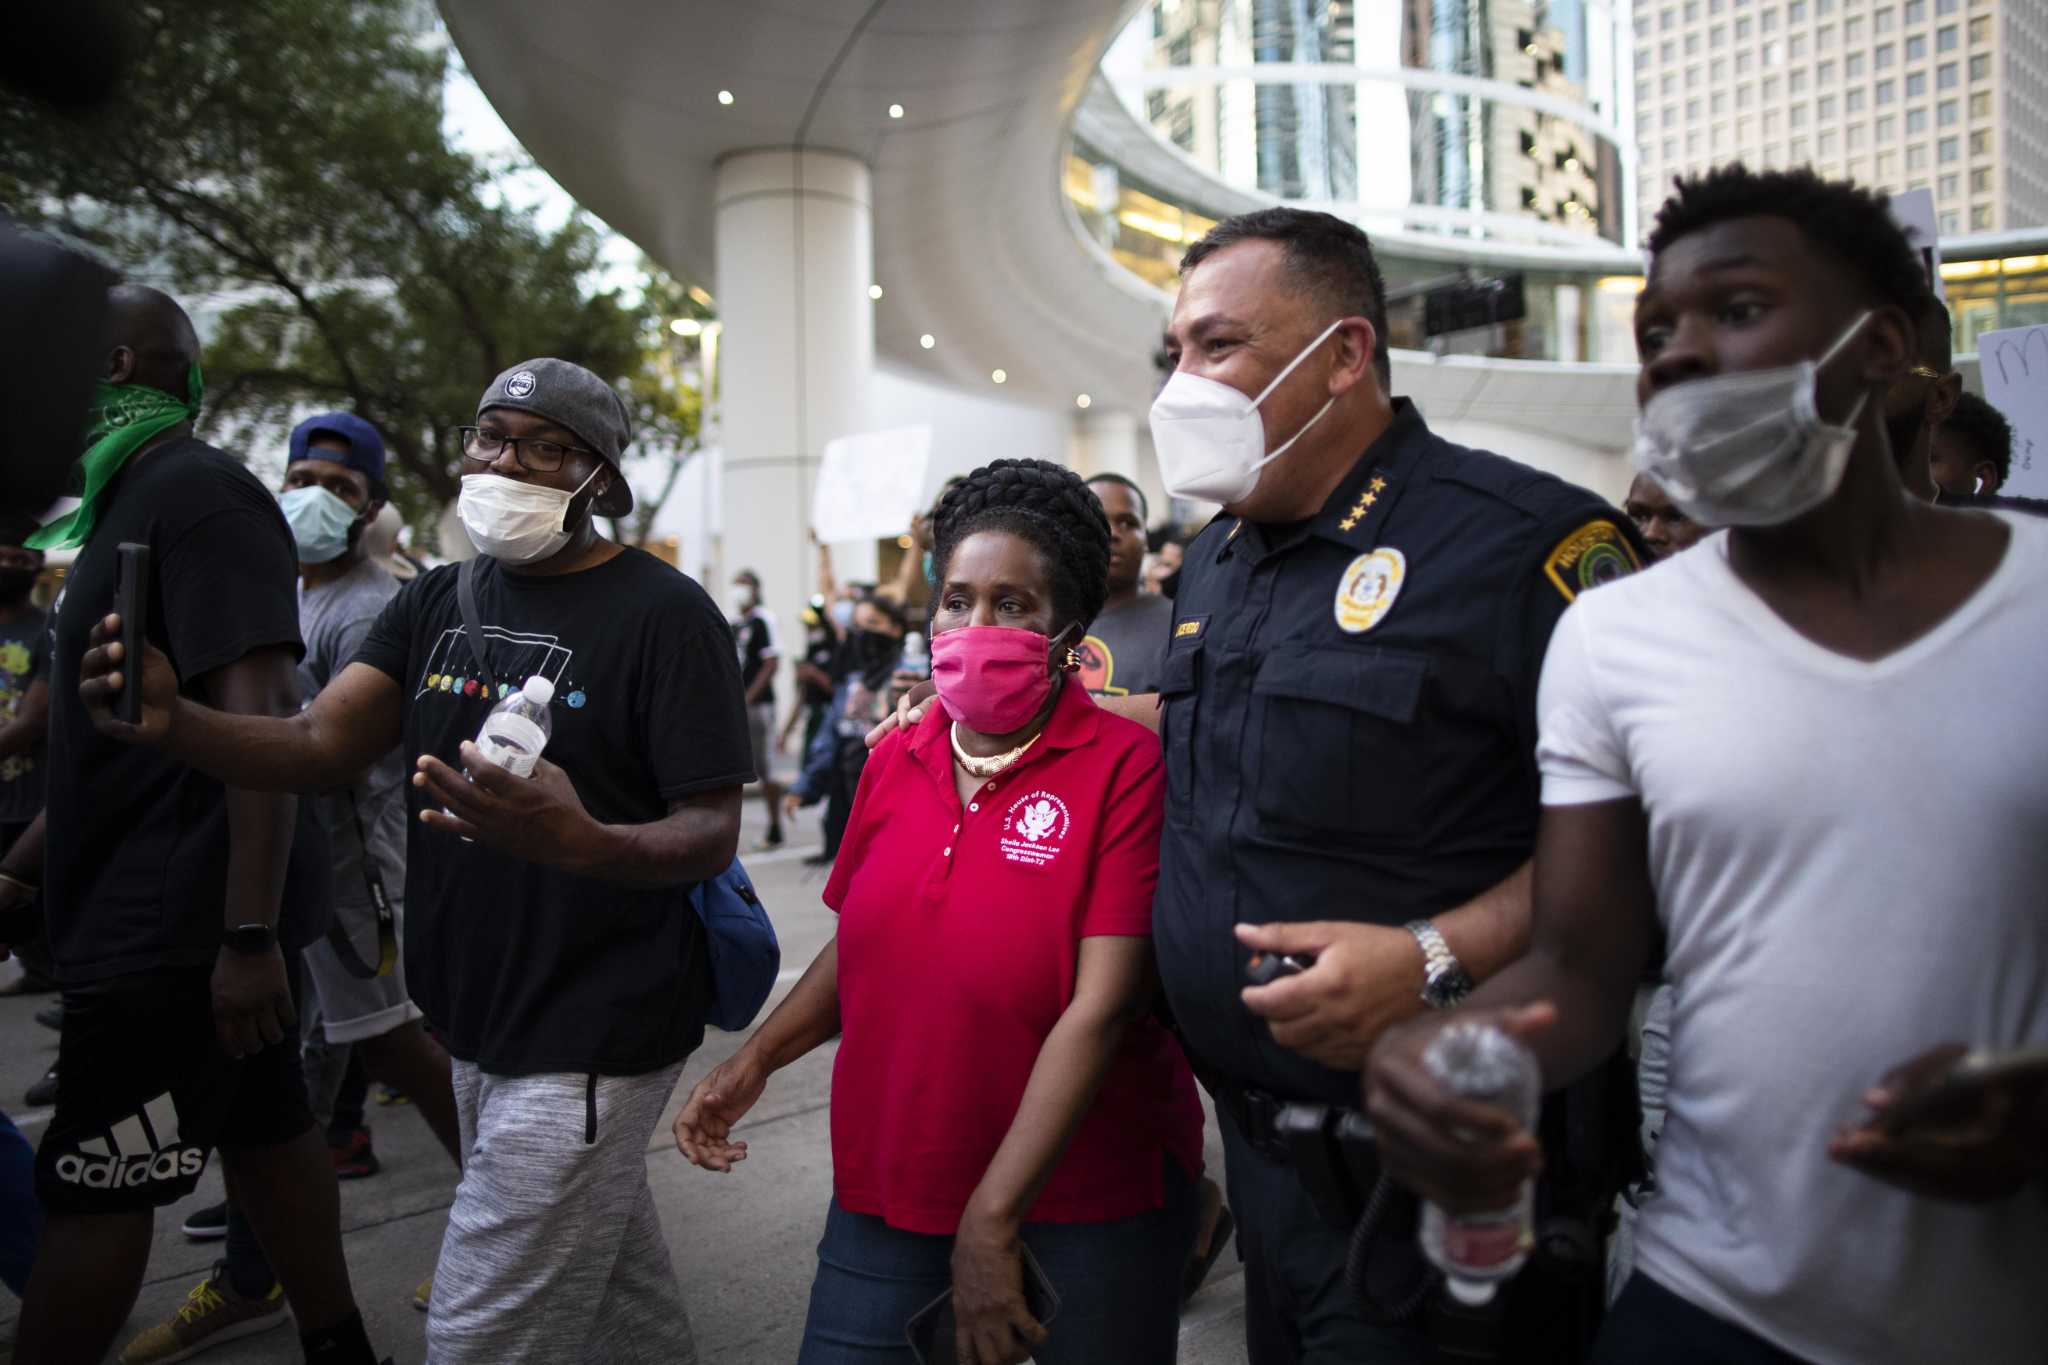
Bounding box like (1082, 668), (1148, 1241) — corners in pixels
(714, 149), (874, 696)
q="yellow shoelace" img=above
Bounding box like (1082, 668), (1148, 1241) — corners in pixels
(177, 1277), (226, 1325)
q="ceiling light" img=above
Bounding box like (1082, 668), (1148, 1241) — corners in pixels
(868, 284), (884, 300)
(991, 369), (1007, 384)
(919, 333), (936, 349)
(669, 318), (703, 337)
(1075, 393), (1092, 409)
(717, 90), (735, 106)
(888, 104), (905, 119)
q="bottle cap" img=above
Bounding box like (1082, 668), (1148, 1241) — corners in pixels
(521, 675), (556, 706)
(1446, 1277), (1499, 1307)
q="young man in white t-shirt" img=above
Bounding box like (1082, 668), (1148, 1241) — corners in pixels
(1365, 166), (2048, 1364)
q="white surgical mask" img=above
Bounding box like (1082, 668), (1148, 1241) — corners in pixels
(1148, 318), (1346, 505)
(1633, 311), (1872, 527)
(730, 588), (756, 617)
(280, 485), (360, 565)
(457, 468), (599, 564)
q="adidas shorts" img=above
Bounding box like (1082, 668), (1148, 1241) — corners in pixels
(35, 964), (314, 1215)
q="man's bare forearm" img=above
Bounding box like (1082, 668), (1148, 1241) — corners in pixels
(169, 662), (399, 794)
(1460, 948), (1639, 1090)
(222, 786), (294, 932)
(571, 788), (743, 888)
(0, 680), (49, 758)
(0, 811), (44, 882)
(1434, 860), (1533, 988)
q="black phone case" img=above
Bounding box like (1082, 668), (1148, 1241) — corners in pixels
(114, 542), (150, 725)
(905, 1241), (1061, 1365)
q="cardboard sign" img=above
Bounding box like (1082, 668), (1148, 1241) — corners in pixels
(810, 424), (932, 544)
(1978, 326), (2048, 499)
(1888, 188), (1945, 303)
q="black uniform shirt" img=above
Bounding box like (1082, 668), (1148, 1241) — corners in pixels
(1153, 400), (1646, 1105)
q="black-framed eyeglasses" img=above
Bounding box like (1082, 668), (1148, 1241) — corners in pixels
(457, 425), (598, 474)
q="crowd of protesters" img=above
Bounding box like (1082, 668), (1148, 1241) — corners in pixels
(0, 161), (2041, 1365)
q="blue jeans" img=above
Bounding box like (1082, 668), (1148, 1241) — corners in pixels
(797, 1157), (1201, 1364)
(0, 1108), (41, 1296)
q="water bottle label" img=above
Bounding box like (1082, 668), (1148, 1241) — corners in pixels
(475, 713), (546, 777)
(1438, 1213), (1530, 1271)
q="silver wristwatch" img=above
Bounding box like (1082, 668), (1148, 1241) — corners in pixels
(1405, 919), (1473, 1009)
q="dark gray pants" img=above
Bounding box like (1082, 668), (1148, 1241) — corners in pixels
(1216, 1104), (1431, 1365)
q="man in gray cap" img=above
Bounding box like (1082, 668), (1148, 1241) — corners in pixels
(78, 358), (754, 1363)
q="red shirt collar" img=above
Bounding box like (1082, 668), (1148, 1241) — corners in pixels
(907, 673), (1102, 785)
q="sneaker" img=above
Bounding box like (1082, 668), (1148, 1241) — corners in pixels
(753, 831), (786, 853)
(800, 850), (834, 868)
(24, 1064), (56, 1108)
(328, 1126), (380, 1180)
(117, 1264), (287, 1364)
(413, 1275), (433, 1312)
(34, 1003), (61, 1031)
(0, 966), (58, 996)
(374, 1084), (410, 1107)
(181, 1199), (228, 1241)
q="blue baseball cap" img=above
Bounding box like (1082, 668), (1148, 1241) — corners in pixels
(289, 412), (388, 497)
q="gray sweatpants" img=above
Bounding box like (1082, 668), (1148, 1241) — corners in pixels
(428, 1059), (697, 1364)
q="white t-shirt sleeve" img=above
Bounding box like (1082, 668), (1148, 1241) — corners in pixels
(1535, 601), (1636, 805)
(755, 607), (781, 659)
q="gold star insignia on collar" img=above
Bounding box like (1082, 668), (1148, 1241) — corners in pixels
(1338, 487), (1380, 533)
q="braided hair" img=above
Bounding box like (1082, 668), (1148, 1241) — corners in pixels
(930, 459), (1113, 635)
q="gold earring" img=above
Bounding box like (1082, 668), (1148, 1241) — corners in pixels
(1064, 647), (1083, 673)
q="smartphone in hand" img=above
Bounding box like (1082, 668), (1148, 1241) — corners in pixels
(114, 542), (150, 726)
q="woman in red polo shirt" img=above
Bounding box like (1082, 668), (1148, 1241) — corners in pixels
(676, 460), (1204, 1364)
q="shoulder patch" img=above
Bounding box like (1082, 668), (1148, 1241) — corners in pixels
(1543, 519), (1641, 602)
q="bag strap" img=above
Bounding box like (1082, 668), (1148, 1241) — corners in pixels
(457, 555), (496, 692)
(322, 787), (399, 980)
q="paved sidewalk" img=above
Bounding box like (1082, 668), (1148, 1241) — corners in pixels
(0, 798), (1249, 1363)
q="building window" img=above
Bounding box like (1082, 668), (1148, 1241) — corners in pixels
(1874, 6), (1895, 34)
(1738, 83), (1754, 107)
(1790, 0), (1807, 18)
(1687, 131), (1703, 155)
(1906, 72), (1927, 97)
(1906, 145), (1929, 170)
(1664, 137), (1679, 159)
(1663, 73), (1679, 94)
(1687, 64), (1702, 88)
(1845, 16), (1864, 41)
(1876, 79), (1896, 104)
(1637, 12), (1654, 36)
(1789, 32), (1806, 57)
(1847, 123), (1865, 150)
(1938, 210), (1958, 233)
(1875, 43), (1894, 68)
(1904, 0), (1926, 21)
(1817, 23), (1834, 49)
(1818, 129), (1837, 155)
(1790, 103), (1808, 128)
(1969, 90), (1990, 117)
(1763, 108), (1780, 134)
(1938, 99), (1958, 125)
(1712, 123), (1727, 150)
(1971, 166), (1990, 192)
(1688, 98), (1703, 120)
(1763, 75), (1781, 100)
(1971, 204), (1992, 230)
(1876, 150), (1897, 176)
(1939, 172), (1959, 198)
(1664, 106), (1678, 128)
(1968, 125), (1989, 152)
(1789, 137), (1809, 161)
(1846, 51), (1865, 77)
(1907, 108), (1929, 133)
(1765, 39), (1784, 65)
(1712, 56), (1728, 79)
(1713, 90), (1729, 113)
(1968, 14), (1989, 42)
(1968, 53), (1989, 80)
(1818, 94), (1836, 119)
(1937, 24), (1958, 50)
(1846, 87), (1865, 112)
(1737, 16), (1753, 38)
(1686, 0), (1702, 19)
(1938, 136), (1959, 163)
(1661, 7), (1677, 30)
(1737, 50), (1753, 73)
(1662, 40), (1677, 62)
(1790, 68), (1807, 93)
(1877, 114), (1897, 140)
(1762, 8), (1778, 32)
(1737, 114), (1754, 142)
(1937, 0), (1956, 12)
(1712, 23), (1727, 46)
(1686, 32), (1701, 55)
(1905, 35), (1927, 60)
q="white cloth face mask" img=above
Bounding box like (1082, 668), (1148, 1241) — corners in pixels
(457, 468), (599, 564)
(1632, 311), (1872, 528)
(1149, 318), (1346, 506)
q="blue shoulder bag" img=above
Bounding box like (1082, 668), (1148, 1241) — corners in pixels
(691, 859), (780, 1031)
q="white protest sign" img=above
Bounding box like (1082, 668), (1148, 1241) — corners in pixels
(1978, 325), (2048, 499)
(811, 424), (933, 544)
(1888, 188), (1945, 303)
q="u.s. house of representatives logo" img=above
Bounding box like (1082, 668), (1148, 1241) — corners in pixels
(1000, 790), (1071, 868)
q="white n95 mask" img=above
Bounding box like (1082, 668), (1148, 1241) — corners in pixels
(1633, 311), (1871, 528)
(1149, 318), (1346, 505)
(457, 468), (599, 564)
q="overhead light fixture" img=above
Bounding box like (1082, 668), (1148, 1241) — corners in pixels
(919, 333), (936, 349)
(888, 103), (905, 119)
(669, 318), (703, 337)
(991, 369), (1007, 384)
(1075, 393), (1092, 409)
(868, 284), (884, 300)
(717, 89), (735, 106)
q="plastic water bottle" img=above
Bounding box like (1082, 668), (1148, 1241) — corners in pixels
(899, 630), (929, 678)
(474, 676), (554, 777)
(1418, 1021), (1542, 1305)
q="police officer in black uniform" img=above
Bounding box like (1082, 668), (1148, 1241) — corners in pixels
(1146, 208), (1646, 1362)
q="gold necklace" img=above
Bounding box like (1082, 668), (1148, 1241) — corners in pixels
(950, 722), (1040, 779)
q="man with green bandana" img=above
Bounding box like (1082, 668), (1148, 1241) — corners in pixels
(0, 285), (387, 1365)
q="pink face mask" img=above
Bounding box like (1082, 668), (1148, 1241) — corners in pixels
(930, 625), (1058, 734)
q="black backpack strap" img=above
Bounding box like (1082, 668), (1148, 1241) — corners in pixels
(457, 556), (496, 692)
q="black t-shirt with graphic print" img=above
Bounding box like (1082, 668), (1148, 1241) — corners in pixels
(353, 548), (755, 1076)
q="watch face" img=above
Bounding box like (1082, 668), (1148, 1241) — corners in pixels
(1425, 966), (1474, 1008)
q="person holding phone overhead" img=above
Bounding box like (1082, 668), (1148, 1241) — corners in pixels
(675, 459), (1206, 1365)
